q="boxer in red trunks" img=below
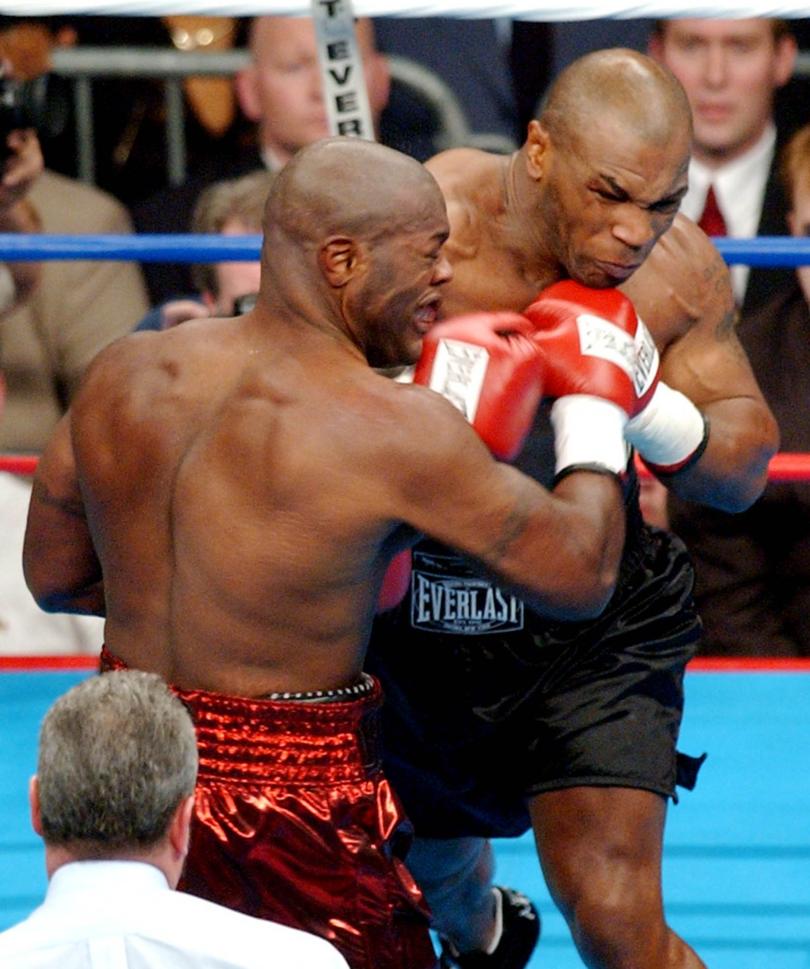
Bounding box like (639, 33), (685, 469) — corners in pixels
(24, 138), (657, 968)
(99, 646), (428, 969)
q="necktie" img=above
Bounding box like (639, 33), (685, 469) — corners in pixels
(697, 184), (727, 237)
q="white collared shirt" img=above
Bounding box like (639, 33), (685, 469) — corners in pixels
(679, 124), (776, 304)
(0, 860), (349, 969)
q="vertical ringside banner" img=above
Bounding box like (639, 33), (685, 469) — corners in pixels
(310, 0), (374, 141)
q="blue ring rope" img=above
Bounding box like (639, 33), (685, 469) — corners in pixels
(0, 234), (807, 265)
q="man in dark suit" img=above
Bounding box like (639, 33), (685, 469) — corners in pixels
(132, 16), (392, 303)
(649, 17), (801, 314)
(669, 122), (810, 657)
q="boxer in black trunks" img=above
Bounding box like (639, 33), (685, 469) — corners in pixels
(366, 49), (778, 969)
(23, 137), (656, 969)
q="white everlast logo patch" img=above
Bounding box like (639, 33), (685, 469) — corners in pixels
(575, 314), (635, 379)
(429, 339), (489, 421)
(633, 317), (659, 398)
(411, 550), (524, 634)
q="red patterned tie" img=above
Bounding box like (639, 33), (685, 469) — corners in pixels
(697, 184), (727, 237)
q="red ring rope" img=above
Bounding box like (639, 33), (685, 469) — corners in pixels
(4, 453), (810, 480)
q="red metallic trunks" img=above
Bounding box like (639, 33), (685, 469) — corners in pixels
(100, 646), (437, 969)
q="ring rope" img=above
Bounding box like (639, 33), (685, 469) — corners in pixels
(2, 230), (808, 481)
(0, 235), (808, 265)
(1, 2), (810, 20)
(4, 453), (810, 482)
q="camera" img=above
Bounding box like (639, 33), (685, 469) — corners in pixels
(0, 73), (66, 151)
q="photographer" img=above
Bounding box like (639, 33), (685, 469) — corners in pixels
(0, 124), (43, 315)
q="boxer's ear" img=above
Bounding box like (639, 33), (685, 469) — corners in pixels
(319, 236), (361, 288)
(30, 775), (43, 836)
(525, 120), (550, 182)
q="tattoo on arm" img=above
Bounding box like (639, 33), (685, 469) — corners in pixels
(482, 489), (532, 563)
(715, 304), (739, 341)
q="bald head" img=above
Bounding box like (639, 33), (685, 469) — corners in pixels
(266, 137), (445, 248)
(257, 137), (450, 368)
(541, 48), (692, 150)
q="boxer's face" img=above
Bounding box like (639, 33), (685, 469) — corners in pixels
(650, 19), (796, 165)
(788, 178), (810, 305)
(540, 119), (689, 289)
(354, 200), (451, 368)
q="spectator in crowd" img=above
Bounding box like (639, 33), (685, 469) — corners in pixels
(0, 14), (251, 206)
(668, 123), (810, 656)
(135, 169), (271, 332)
(0, 127), (42, 315)
(0, 160), (149, 454)
(649, 17), (799, 312)
(0, 35), (144, 659)
(0, 669), (350, 967)
(640, 17), (799, 528)
(0, 125), (104, 655)
(133, 15), (392, 303)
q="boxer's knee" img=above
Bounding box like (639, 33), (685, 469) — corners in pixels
(567, 878), (669, 968)
(530, 787), (671, 967)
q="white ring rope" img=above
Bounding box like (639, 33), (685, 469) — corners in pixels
(0, 1), (809, 19)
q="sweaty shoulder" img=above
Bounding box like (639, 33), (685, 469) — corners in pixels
(621, 213), (735, 351)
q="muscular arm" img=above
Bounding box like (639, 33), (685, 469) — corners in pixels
(23, 413), (105, 615)
(623, 215), (779, 512)
(390, 385), (625, 620)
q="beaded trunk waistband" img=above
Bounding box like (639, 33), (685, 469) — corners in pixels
(99, 646), (383, 784)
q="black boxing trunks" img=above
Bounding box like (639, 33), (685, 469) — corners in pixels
(367, 506), (704, 840)
(99, 647), (437, 969)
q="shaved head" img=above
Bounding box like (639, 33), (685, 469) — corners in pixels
(266, 137), (446, 249)
(541, 48), (692, 150)
(256, 137), (451, 368)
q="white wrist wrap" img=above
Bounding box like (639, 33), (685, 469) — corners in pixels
(551, 395), (630, 477)
(625, 381), (707, 473)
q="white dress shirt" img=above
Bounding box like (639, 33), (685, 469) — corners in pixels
(0, 860), (350, 968)
(679, 124), (776, 305)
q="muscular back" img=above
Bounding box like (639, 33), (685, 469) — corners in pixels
(70, 316), (417, 695)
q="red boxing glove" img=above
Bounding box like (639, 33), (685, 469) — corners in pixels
(414, 312), (545, 461)
(525, 279), (659, 417)
(524, 280), (661, 478)
(525, 280), (706, 477)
